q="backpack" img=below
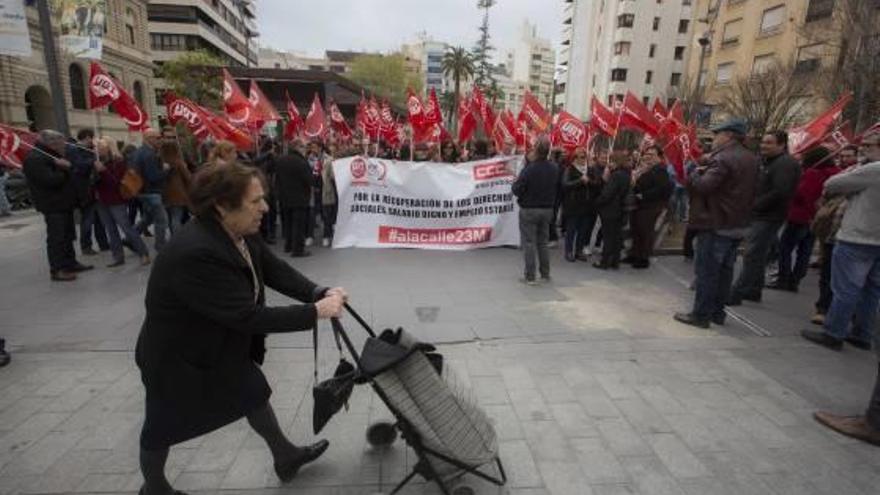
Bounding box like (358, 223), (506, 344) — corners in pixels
(119, 167), (143, 200)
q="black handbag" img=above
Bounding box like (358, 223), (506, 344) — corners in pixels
(312, 319), (356, 434)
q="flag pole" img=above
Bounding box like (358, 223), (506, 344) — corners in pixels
(92, 110), (101, 158)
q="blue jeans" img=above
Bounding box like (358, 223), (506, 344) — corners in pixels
(166, 206), (187, 235)
(823, 241), (880, 345)
(692, 231), (741, 321)
(0, 173), (10, 215)
(777, 222), (815, 286)
(669, 187), (687, 223)
(96, 203), (149, 261)
(79, 202), (109, 250)
(520, 208), (553, 280)
(137, 194), (168, 251)
(732, 220), (783, 299)
(564, 212), (593, 257)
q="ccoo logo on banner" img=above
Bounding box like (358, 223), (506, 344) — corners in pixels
(332, 156), (524, 250)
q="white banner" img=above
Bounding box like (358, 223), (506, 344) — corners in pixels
(332, 156), (523, 250)
(0, 0), (32, 57)
(54, 0), (106, 59)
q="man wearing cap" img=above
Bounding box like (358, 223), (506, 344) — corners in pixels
(674, 119), (759, 328)
(728, 130), (801, 305)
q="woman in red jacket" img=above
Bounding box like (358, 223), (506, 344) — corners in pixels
(94, 137), (151, 267)
(770, 146), (839, 292)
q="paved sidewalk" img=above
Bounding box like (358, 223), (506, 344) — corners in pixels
(0, 211), (878, 495)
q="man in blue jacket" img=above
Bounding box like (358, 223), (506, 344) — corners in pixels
(133, 129), (170, 252)
(512, 137), (558, 285)
(67, 129), (109, 255)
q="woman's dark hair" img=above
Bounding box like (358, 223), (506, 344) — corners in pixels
(766, 130), (788, 148)
(189, 162), (266, 218)
(801, 146), (832, 169)
(472, 140), (489, 158)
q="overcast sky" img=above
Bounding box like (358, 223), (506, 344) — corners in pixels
(256, 0), (564, 62)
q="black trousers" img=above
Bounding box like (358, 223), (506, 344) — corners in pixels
(281, 207), (308, 254)
(683, 226), (698, 258)
(261, 196), (278, 240)
(629, 204), (664, 261)
(599, 213), (624, 267)
(44, 211), (77, 273)
(815, 242), (835, 314)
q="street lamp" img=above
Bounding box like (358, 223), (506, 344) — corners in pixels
(694, 32), (711, 125)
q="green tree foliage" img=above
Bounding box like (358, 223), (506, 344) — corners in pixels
(471, 0), (497, 88)
(442, 47), (475, 128)
(159, 50), (224, 109)
(348, 53), (423, 107)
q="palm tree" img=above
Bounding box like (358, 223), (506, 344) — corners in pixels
(442, 47), (475, 130)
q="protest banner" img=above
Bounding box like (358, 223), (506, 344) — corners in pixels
(332, 156), (523, 250)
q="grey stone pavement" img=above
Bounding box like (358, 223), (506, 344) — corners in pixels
(1, 210), (879, 495)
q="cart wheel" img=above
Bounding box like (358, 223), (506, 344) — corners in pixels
(366, 421), (397, 447)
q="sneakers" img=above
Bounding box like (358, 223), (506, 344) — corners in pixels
(305, 237), (314, 247)
(322, 238), (331, 248)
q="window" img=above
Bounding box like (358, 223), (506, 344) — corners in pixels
(806, 0), (834, 22)
(653, 17), (660, 31)
(678, 19), (690, 34)
(274, 62), (281, 69)
(682, 0), (691, 5)
(125, 8), (136, 45)
(760, 5), (785, 35)
(611, 68), (628, 81)
(617, 14), (635, 28)
(670, 72), (682, 86)
(716, 62), (734, 84)
(752, 54), (776, 75)
(649, 44), (657, 58)
(795, 43), (824, 73)
(132, 81), (144, 106)
(643, 96), (650, 105)
(532, 53), (542, 61)
(722, 18), (743, 45)
(674, 46), (685, 60)
(614, 41), (631, 55)
(68, 64), (86, 110)
(645, 70), (653, 84)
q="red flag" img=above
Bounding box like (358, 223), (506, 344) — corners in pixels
(590, 96), (618, 137)
(165, 92), (226, 142)
(303, 93), (327, 141)
(406, 88), (427, 130)
(457, 93), (477, 144)
(0, 124), (37, 169)
(551, 111), (589, 151)
(817, 121), (855, 153)
(789, 92), (853, 155)
(619, 92), (661, 137)
(284, 91), (304, 140)
(222, 69), (251, 126)
(491, 115), (515, 151)
(248, 80), (281, 128)
(88, 62), (149, 131)
(652, 98), (669, 125)
(660, 100), (685, 138)
(379, 101), (398, 144)
(327, 100), (352, 140)
(424, 88), (442, 126)
(472, 86), (496, 136)
(201, 107), (255, 150)
(519, 91), (551, 132)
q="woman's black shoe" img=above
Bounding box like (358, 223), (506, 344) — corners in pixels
(275, 439), (330, 482)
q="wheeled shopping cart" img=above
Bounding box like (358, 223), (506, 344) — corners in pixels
(328, 305), (507, 494)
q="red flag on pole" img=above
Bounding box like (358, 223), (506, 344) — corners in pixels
(590, 95), (618, 137)
(283, 91), (303, 140)
(424, 88), (443, 126)
(471, 86), (496, 136)
(551, 111), (589, 151)
(165, 92), (226, 142)
(88, 62), (149, 131)
(303, 93), (327, 141)
(457, 93), (477, 144)
(519, 90), (551, 132)
(652, 98), (669, 125)
(379, 101), (398, 144)
(789, 92), (853, 155)
(248, 80), (281, 128)
(817, 121), (855, 153)
(406, 88), (427, 129)
(0, 124), (37, 169)
(328, 100), (352, 140)
(222, 69), (251, 126)
(619, 92), (661, 137)
(201, 107), (255, 150)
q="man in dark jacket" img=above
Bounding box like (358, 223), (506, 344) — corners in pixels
(23, 130), (93, 281)
(593, 156), (632, 269)
(275, 142), (313, 257)
(674, 119), (759, 328)
(67, 129), (109, 255)
(626, 145), (674, 269)
(513, 137), (558, 284)
(133, 129), (170, 252)
(728, 131), (801, 304)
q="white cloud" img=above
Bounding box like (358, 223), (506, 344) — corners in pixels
(256, 0), (563, 62)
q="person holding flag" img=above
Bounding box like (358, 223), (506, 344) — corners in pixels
(674, 119), (759, 329)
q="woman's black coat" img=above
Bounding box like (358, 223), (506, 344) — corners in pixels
(135, 216), (323, 449)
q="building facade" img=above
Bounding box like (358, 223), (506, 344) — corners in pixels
(147, 0), (258, 68)
(507, 21), (556, 109)
(401, 37), (451, 94)
(562, 0), (694, 119)
(0, 0), (158, 140)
